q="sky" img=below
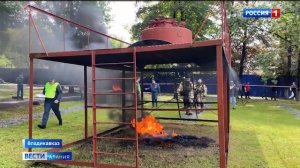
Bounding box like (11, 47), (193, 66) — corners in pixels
(108, 1), (138, 43)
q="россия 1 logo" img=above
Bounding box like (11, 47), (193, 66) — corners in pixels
(243, 8), (280, 18)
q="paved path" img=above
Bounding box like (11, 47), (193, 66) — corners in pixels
(0, 96), (82, 109)
(0, 105), (84, 128)
(278, 102), (300, 119)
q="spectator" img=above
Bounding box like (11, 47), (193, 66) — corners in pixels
(245, 82), (251, 99)
(270, 85), (277, 101)
(239, 82), (246, 99)
(230, 81), (239, 109)
(289, 82), (297, 100)
(16, 73), (24, 100)
(262, 83), (268, 100)
(146, 79), (160, 108)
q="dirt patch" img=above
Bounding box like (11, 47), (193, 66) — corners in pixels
(67, 123), (219, 168)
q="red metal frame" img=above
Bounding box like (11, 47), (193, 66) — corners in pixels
(27, 2), (231, 168)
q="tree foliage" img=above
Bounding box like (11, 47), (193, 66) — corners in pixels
(0, 1), (112, 68)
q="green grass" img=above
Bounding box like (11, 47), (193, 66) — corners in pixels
(0, 87), (42, 101)
(228, 99), (300, 168)
(0, 107), (115, 168)
(0, 101), (83, 120)
(0, 95), (300, 167)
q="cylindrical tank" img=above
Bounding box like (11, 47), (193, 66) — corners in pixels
(140, 18), (192, 44)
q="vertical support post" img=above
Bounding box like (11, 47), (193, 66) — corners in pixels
(28, 7), (33, 153)
(29, 7), (32, 56)
(224, 59), (229, 153)
(217, 45), (226, 168)
(141, 71), (144, 117)
(63, 21), (65, 51)
(91, 51), (97, 167)
(84, 65), (88, 139)
(28, 56), (34, 153)
(122, 69), (126, 122)
(133, 47), (139, 168)
(87, 30), (90, 50)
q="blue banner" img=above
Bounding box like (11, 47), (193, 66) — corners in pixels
(23, 139), (62, 148)
(47, 152), (72, 160)
(22, 152), (72, 161)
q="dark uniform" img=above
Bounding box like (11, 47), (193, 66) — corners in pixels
(38, 80), (63, 129)
(16, 74), (24, 100)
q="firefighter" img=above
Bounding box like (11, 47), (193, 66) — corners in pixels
(38, 77), (63, 129)
(195, 79), (207, 113)
(177, 76), (194, 115)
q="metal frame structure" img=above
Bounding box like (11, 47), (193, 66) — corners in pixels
(26, 1), (231, 168)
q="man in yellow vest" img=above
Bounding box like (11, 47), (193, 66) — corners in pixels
(38, 77), (63, 129)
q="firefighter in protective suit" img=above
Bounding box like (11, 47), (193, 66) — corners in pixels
(176, 77), (194, 115)
(195, 79), (207, 113)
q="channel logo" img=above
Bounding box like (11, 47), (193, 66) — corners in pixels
(23, 152), (72, 161)
(22, 152), (47, 160)
(23, 139), (62, 148)
(243, 8), (280, 18)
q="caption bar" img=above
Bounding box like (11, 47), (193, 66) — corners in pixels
(22, 152), (72, 160)
(23, 139), (62, 148)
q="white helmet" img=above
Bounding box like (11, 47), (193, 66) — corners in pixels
(198, 79), (202, 83)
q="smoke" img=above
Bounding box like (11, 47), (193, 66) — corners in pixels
(229, 66), (240, 85)
(29, 1), (113, 87)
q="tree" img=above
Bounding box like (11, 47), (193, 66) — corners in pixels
(269, 1), (300, 99)
(227, 1), (273, 76)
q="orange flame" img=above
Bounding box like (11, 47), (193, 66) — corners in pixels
(131, 115), (177, 137)
(112, 85), (122, 92)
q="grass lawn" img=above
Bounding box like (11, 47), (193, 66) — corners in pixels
(0, 95), (299, 167)
(228, 99), (300, 168)
(0, 101), (83, 120)
(0, 87), (42, 101)
(0, 86), (80, 101)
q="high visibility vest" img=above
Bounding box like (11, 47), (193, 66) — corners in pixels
(45, 82), (59, 98)
(136, 82), (141, 94)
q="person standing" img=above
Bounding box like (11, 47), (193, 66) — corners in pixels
(16, 73), (24, 100)
(270, 85), (277, 101)
(239, 82), (246, 99)
(38, 77), (63, 129)
(194, 79), (207, 113)
(147, 79), (160, 108)
(289, 82), (297, 100)
(245, 82), (251, 99)
(177, 76), (194, 115)
(136, 77), (141, 103)
(230, 81), (239, 109)
(261, 83), (268, 100)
